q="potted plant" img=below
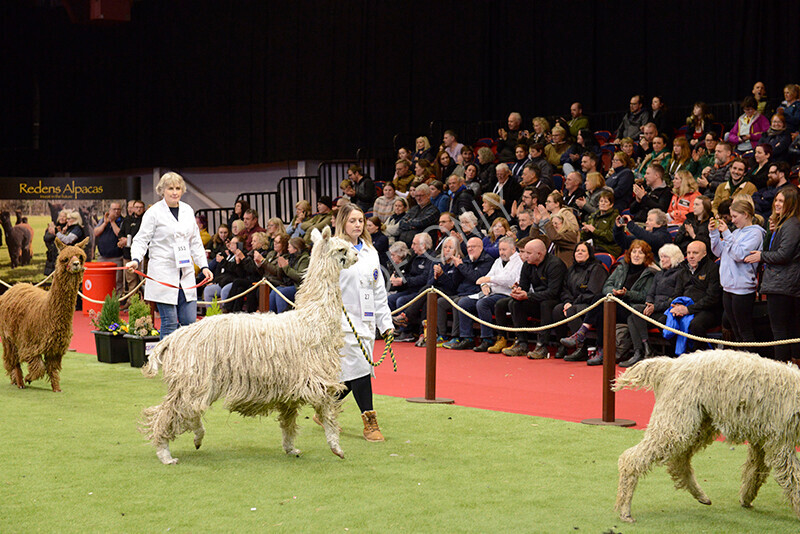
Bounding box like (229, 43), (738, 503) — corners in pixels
(90, 292), (129, 363)
(124, 294), (160, 368)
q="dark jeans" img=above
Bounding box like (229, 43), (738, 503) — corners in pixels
(766, 294), (800, 361)
(459, 293), (507, 339)
(504, 297), (558, 345)
(722, 291), (756, 342)
(225, 279), (260, 312)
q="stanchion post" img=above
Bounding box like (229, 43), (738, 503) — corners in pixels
(407, 290), (454, 404)
(582, 296), (635, 427)
(258, 283), (269, 313)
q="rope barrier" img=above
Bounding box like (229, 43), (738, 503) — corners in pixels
(78, 278), (146, 304)
(0, 270), (56, 289)
(197, 279), (266, 306)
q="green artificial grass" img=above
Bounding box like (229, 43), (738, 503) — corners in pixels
(0, 215), (51, 285)
(1, 353), (797, 533)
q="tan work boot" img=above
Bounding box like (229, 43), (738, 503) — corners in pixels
(487, 336), (508, 353)
(361, 410), (385, 442)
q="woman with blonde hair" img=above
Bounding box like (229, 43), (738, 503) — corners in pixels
(412, 136), (435, 164)
(542, 208), (580, 267)
(128, 172), (212, 338)
(667, 170), (701, 225)
(231, 219), (246, 240)
(482, 217), (511, 258)
(480, 192), (503, 231)
(530, 117), (551, 145)
(577, 172), (613, 216)
(287, 200), (312, 238)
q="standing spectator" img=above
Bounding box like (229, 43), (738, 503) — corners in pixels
(777, 83), (800, 133)
(94, 201), (124, 294)
(760, 113), (791, 162)
(726, 96), (769, 153)
(710, 199), (765, 342)
(412, 136), (435, 164)
(667, 170), (701, 225)
(346, 165), (376, 212)
(745, 186), (800, 361)
(606, 151), (635, 211)
(118, 199), (146, 296)
(615, 94), (650, 140)
(128, 172), (212, 339)
(372, 182), (398, 223)
(442, 130), (464, 164)
(44, 209), (69, 275)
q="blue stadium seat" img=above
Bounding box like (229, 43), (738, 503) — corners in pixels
(552, 174), (563, 191)
(594, 252), (614, 272)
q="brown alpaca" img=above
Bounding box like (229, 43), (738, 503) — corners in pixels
(15, 210), (34, 262)
(0, 238), (88, 391)
(0, 211), (32, 268)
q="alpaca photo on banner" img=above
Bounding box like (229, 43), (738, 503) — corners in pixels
(140, 227), (358, 464)
(614, 349), (800, 523)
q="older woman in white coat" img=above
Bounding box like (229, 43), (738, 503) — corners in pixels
(128, 172), (213, 339)
(331, 202), (393, 442)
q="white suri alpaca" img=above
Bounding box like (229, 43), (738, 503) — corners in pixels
(613, 349), (800, 523)
(140, 227), (357, 464)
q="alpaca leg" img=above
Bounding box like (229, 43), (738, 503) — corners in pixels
(24, 356), (46, 384)
(2, 340), (24, 388)
(765, 445), (800, 518)
(740, 442), (770, 508)
(314, 401), (344, 459)
(142, 395), (196, 465)
(44, 355), (63, 392)
(191, 416), (206, 450)
(665, 421), (716, 505)
(277, 404), (301, 456)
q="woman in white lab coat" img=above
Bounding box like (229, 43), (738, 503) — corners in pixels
(334, 203), (394, 442)
(128, 172), (213, 339)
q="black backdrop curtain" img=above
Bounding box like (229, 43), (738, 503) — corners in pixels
(1, 0), (798, 175)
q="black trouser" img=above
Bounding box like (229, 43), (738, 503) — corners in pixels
(506, 297), (558, 344)
(766, 294), (800, 361)
(722, 291), (756, 342)
(336, 374), (373, 412)
(225, 279), (260, 312)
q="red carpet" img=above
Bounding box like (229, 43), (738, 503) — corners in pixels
(69, 312), (654, 429)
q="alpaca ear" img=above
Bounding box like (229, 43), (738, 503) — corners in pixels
(310, 227), (323, 246)
(321, 226), (332, 240)
(55, 238), (65, 251)
(76, 237), (90, 249)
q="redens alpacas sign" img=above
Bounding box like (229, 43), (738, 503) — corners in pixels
(0, 176), (140, 200)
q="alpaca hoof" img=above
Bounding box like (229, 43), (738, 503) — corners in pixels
(741, 502), (752, 508)
(52, 388), (62, 393)
(156, 447), (177, 464)
(331, 447), (345, 459)
(698, 497), (712, 505)
(286, 448), (302, 457)
(620, 514), (635, 523)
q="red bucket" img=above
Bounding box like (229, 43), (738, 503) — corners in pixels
(82, 262), (118, 315)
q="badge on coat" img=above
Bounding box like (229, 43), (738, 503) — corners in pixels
(361, 288), (375, 319)
(173, 242), (192, 268)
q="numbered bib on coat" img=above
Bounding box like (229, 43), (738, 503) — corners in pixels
(173, 242), (192, 269)
(361, 286), (375, 320)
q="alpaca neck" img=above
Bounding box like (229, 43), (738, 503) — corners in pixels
(48, 270), (82, 312)
(293, 260), (343, 326)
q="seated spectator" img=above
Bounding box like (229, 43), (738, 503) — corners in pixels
(454, 211), (484, 256)
(790, 131), (800, 165)
(543, 191), (566, 219)
(384, 197), (408, 243)
(654, 240), (722, 353)
(287, 200), (312, 238)
(760, 113), (791, 162)
(397, 146), (413, 166)
(616, 94), (650, 140)
(747, 143), (772, 191)
(518, 163), (553, 205)
(454, 236), (523, 353)
(300, 196), (334, 245)
(528, 142), (555, 188)
(562, 128), (602, 175)
(482, 217), (512, 259)
(195, 214), (211, 247)
(514, 208), (535, 241)
(203, 235), (242, 307)
(387, 232), (433, 311)
(433, 212), (456, 253)
(560, 240), (657, 365)
(205, 223), (230, 272)
(238, 208), (266, 252)
(393, 159), (415, 193)
(631, 164), (672, 222)
(559, 102), (590, 139)
(667, 170), (701, 225)
(412, 136), (435, 164)
(577, 172), (614, 218)
(544, 126), (570, 172)
(226, 199), (250, 230)
(372, 182), (398, 223)
(614, 208), (673, 255)
(496, 112), (524, 162)
(347, 165), (376, 212)
(500, 239), (567, 359)
(685, 102), (714, 148)
(710, 199), (765, 342)
(462, 163), (482, 196)
(753, 161), (793, 220)
(413, 159), (435, 185)
(606, 151), (635, 211)
(712, 158), (756, 212)
(635, 122), (658, 162)
(480, 192), (504, 233)
(441, 130), (464, 164)
(386, 240), (410, 277)
(621, 244), (685, 366)
(445, 174), (478, 217)
(777, 83), (800, 133)
(339, 178), (354, 201)
(650, 96), (672, 137)
(398, 184), (440, 246)
(514, 186), (541, 222)
(619, 137), (638, 166)
(460, 144), (475, 167)
(752, 81), (773, 117)
(561, 171), (585, 214)
(429, 180), (450, 213)
(692, 132), (718, 176)
(476, 147), (497, 192)
(490, 164), (523, 212)
(699, 140), (736, 197)
(366, 216), (389, 267)
(636, 134), (669, 177)
(230, 219), (246, 241)
(225, 231), (273, 313)
(725, 95), (769, 153)
(433, 150), (463, 182)
(510, 143), (531, 177)
(537, 208), (579, 267)
(674, 196), (713, 254)
(529, 117), (551, 145)
(551, 241), (609, 360)
(664, 137), (698, 179)
(580, 190), (621, 257)
(267, 237), (310, 314)
(264, 217), (286, 251)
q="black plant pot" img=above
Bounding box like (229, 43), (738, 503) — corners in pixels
(124, 334), (160, 368)
(93, 330), (130, 364)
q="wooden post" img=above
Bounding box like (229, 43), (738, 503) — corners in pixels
(407, 290), (454, 404)
(258, 283), (269, 312)
(582, 297), (635, 427)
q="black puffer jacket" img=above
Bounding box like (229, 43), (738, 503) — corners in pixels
(559, 259), (608, 305)
(760, 217), (800, 296)
(645, 266), (682, 313)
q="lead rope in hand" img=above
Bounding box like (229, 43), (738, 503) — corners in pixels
(341, 304), (397, 372)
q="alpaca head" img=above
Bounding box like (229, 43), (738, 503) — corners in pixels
(310, 227), (358, 271)
(54, 237), (89, 275)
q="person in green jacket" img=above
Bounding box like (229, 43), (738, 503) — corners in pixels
(580, 191), (621, 257)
